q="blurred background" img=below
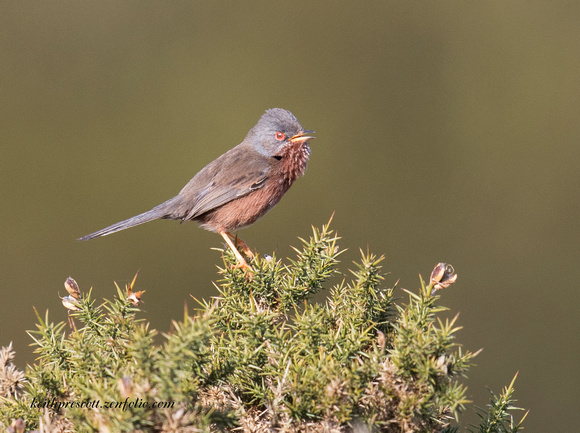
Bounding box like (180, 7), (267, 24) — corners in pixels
(1, 2), (578, 430)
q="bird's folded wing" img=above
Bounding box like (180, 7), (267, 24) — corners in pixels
(179, 145), (273, 221)
(183, 175), (267, 220)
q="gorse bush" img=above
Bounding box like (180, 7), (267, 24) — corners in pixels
(0, 221), (527, 432)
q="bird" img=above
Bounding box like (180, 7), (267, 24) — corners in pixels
(78, 108), (314, 270)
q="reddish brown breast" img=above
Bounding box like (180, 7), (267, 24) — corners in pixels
(279, 140), (311, 184)
(196, 141), (311, 232)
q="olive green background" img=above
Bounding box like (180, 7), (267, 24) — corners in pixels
(1, 2), (578, 430)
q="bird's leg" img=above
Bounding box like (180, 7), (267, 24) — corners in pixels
(229, 233), (255, 260)
(219, 230), (251, 270)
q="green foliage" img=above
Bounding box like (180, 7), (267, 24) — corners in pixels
(470, 373), (528, 433)
(0, 221), (527, 432)
(1, 284), (226, 432)
(388, 280), (480, 427)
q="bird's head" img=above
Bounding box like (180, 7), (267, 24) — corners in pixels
(246, 108), (314, 157)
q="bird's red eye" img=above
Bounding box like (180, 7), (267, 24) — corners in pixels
(275, 131), (286, 141)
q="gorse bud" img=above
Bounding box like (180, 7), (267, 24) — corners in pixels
(64, 277), (81, 300)
(60, 295), (81, 312)
(429, 262), (458, 293)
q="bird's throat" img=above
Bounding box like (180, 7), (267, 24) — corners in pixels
(280, 141), (311, 184)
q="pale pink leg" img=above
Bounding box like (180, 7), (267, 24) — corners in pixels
(219, 231), (252, 270)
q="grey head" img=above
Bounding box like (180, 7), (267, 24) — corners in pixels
(245, 108), (313, 157)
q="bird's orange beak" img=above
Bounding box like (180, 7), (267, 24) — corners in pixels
(289, 130), (315, 143)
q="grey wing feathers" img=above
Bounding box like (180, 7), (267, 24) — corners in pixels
(178, 145), (272, 221)
(182, 175), (267, 221)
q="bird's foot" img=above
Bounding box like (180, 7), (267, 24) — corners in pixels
(234, 258), (253, 271)
(234, 237), (255, 260)
(220, 231), (255, 274)
(232, 255), (254, 279)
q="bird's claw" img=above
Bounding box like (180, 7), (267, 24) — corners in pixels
(235, 239), (254, 260)
(233, 259), (254, 280)
(233, 258), (251, 270)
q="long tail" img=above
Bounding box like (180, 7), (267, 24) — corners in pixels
(78, 198), (177, 241)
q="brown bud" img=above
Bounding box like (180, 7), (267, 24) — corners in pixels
(126, 271), (145, 305)
(118, 376), (133, 399)
(61, 295), (81, 312)
(127, 289), (145, 306)
(128, 291), (145, 306)
(64, 277), (81, 300)
(377, 330), (386, 351)
(10, 418), (25, 433)
(436, 355), (448, 374)
(430, 263), (457, 292)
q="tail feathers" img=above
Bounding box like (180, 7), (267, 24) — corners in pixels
(78, 201), (175, 241)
